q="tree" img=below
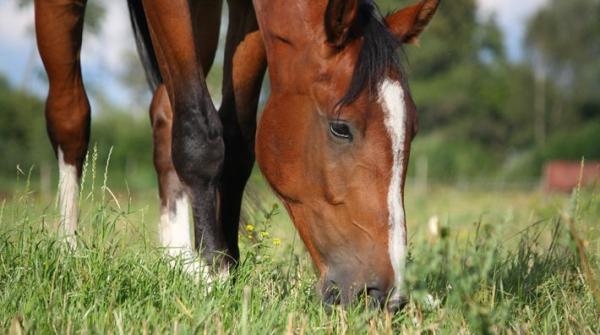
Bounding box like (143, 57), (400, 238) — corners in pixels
(525, 0), (600, 132)
(398, 0), (510, 142)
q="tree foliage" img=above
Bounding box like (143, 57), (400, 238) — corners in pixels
(526, 0), (600, 125)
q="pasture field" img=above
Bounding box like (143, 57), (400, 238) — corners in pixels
(0, 160), (599, 334)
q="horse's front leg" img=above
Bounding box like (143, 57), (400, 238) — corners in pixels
(142, 0), (228, 275)
(218, 0), (267, 262)
(35, 0), (91, 247)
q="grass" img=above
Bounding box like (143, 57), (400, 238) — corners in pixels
(0, 155), (599, 333)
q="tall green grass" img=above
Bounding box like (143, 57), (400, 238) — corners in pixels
(0, 150), (598, 333)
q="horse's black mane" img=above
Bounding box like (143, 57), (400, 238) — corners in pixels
(337, 2), (405, 107)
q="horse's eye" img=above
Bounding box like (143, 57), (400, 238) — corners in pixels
(329, 121), (353, 141)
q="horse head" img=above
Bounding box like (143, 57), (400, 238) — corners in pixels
(254, 0), (439, 310)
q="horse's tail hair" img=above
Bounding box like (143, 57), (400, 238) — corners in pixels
(127, 0), (162, 92)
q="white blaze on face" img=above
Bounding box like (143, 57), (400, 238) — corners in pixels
(57, 148), (79, 246)
(378, 79), (408, 301)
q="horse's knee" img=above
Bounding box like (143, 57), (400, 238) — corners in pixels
(170, 102), (224, 185)
(150, 89), (225, 185)
(45, 87), (91, 169)
(150, 85), (174, 173)
(172, 136), (224, 187)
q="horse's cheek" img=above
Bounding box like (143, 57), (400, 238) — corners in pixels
(255, 103), (303, 199)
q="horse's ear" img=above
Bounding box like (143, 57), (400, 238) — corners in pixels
(324, 0), (359, 48)
(385, 0), (440, 45)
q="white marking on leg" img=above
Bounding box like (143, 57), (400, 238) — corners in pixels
(159, 194), (193, 253)
(379, 79), (408, 302)
(159, 194), (199, 272)
(57, 148), (79, 247)
(159, 194), (229, 284)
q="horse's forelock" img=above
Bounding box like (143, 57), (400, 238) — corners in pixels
(336, 2), (405, 108)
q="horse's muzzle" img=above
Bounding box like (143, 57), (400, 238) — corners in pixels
(319, 278), (407, 312)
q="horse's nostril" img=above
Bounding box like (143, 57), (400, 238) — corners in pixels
(386, 295), (408, 313)
(365, 287), (408, 313)
(365, 286), (387, 308)
(366, 287), (384, 299)
(322, 281), (342, 306)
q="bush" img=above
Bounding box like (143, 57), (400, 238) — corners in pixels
(90, 112), (155, 192)
(408, 132), (500, 183)
(0, 77), (53, 190)
(541, 121), (600, 161)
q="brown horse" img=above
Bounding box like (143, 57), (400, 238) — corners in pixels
(35, 0), (439, 311)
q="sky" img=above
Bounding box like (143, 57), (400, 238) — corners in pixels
(0, 0), (548, 107)
(478, 0), (549, 59)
